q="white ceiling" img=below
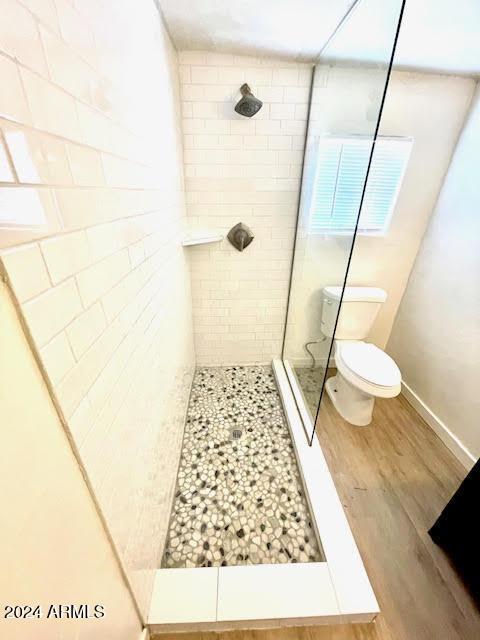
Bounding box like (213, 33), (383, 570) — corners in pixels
(395, 0), (480, 76)
(159, 0), (355, 62)
(159, 0), (480, 77)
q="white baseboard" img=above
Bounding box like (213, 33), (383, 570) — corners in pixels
(401, 381), (476, 471)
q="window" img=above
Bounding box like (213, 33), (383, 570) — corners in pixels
(308, 136), (412, 234)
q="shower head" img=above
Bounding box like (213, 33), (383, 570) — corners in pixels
(234, 83), (263, 118)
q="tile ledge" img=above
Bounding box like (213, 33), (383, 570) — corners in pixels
(182, 232), (224, 246)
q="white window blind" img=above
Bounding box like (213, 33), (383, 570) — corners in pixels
(308, 136), (412, 234)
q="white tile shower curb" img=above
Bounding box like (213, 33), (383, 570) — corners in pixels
(272, 358), (379, 621)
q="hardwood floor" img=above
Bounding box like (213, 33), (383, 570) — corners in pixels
(154, 392), (480, 640)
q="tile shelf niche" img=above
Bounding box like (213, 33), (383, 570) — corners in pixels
(182, 232), (224, 246)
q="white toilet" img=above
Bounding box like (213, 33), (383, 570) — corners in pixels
(321, 286), (401, 426)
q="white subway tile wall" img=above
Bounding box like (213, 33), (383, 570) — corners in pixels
(0, 0), (195, 616)
(179, 51), (311, 364)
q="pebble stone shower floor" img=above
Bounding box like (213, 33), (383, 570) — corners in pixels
(162, 365), (323, 568)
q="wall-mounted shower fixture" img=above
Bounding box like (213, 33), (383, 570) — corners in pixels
(227, 222), (254, 252)
(234, 84), (263, 117)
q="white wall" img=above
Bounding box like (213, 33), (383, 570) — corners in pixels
(0, 282), (141, 640)
(351, 72), (475, 347)
(388, 84), (480, 466)
(283, 69), (475, 365)
(0, 0), (194, 616)
(179, 51), (311, 365)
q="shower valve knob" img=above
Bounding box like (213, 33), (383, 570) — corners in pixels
(227, 222), (254, 252)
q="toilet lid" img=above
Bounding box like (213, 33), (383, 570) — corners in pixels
(338, 342), (401, 388)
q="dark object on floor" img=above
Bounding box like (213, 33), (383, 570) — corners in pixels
(429, 458), (480, 604)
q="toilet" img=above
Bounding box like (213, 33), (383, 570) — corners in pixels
(321, 286), (401, 426)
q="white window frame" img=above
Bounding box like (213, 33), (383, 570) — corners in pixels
(307, 135), (413, 237)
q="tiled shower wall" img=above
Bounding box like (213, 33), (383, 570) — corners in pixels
(0, 0), (194, 616)
(179, 52), (311, 365)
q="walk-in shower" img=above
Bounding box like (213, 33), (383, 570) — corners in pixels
(151, 0), (406, 629)
(0, 0), (407, 634)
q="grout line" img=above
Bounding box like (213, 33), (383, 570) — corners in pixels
(0, 181), (165, 190)
(0, 49), (139, 142)
(0, 208), (178, 251)
(16, 0), (96, 74)
(10, 55), (35, 128)
(0, 115), (155, 168)
(62, 134), (77, 185)
(55, 251), (181, 415)
(35, 11), (53, 83)
(72, 270), (86, 311)
(3, 244), (183, 413)
(15, 227), (171, 303)
(0, 129), (20, 183)
(74, 303), (165, 454)
(36, 240), (54, 287)
(16, 0), (61, 38)
(80, 300), (170, 491)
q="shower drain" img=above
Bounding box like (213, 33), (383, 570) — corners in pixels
(231, 429), (243, 440)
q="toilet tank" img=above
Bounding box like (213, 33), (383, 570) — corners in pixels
(321, 286), (387, 340)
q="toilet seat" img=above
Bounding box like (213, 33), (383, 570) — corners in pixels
(335, 341), (401, 398)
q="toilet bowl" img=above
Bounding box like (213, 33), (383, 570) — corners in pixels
(320, 286), (402, 426)
(325, 340), (401, 426)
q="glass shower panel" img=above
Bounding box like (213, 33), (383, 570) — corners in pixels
(282, 0), (405, 442)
